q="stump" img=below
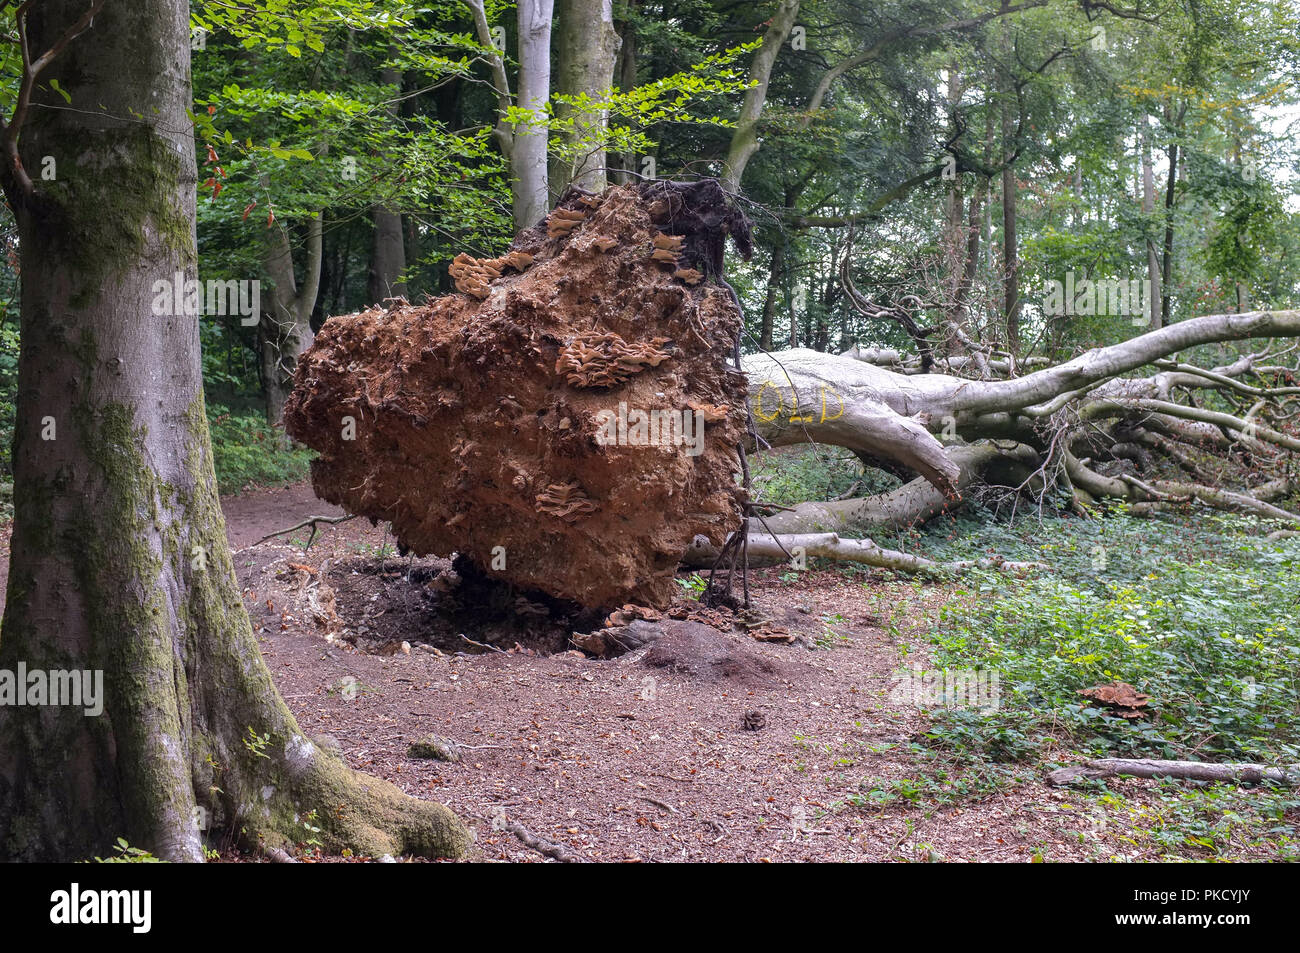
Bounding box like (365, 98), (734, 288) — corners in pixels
(284, 181), (753, 609)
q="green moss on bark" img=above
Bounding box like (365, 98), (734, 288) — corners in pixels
(34, 123), (194, 308)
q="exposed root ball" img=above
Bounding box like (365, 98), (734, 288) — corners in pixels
(285, 182), (753, 609)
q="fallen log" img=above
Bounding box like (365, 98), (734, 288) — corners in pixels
(1047, 759), (1300, 787)
(682, 530), (1045, 575)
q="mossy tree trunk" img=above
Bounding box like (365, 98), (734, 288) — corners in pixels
(0, 0), (468, 862)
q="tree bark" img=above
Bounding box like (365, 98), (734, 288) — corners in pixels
(261, 215), (322, 427)
(1160, 101), (1185, 325)
(0, 0), (468, 862)
(1048, 759), (1300, 787)
(1140, 113), (1162, 329)
(367, 65), (408, 304)
(368, 207), (408, 303)
(1000, 81), (1019, 353)
(759, 243), (784, 351)
(550, 0), (620, 197)
(611, 1), (640, 184)
(512, 0), (555, 230)
(721, 0), (800, 194)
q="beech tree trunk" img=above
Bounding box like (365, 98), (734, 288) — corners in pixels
(262, 217), (322, 427)
(0, 0), (467, 862)
(368, 207), (408, 303)
(512, 0), (555, 230)
(550, 0), (620, 197)
(721, 0), (800, 194)
(1140, 114), (1162, 328)
(611, 1), (641, 183)
(367, 65), (408, 304)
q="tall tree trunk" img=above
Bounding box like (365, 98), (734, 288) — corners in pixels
(942, 66), (966, 345)
(721, 0), (800, 194)
(513, 0), (555, 230)
(550, 0), (620, 198)
(369, 207), (408, 303)
(760, 242), (784, 351)
(1140, 114), (1162, 329)
(0, 0), (468, 861)
(1160, 145), (1179, 325)
(368, 65), (408, 303)
(611, 1), (640, 184)
(999, 63), (1019, 355)
(261, 216), (321, 427)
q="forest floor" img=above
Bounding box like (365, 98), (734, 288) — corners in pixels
(3, 481), (1295, 862)
(219, 484), (1297, 863)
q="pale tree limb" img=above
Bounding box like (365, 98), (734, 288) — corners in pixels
(459, 0), (514, 161)
(682, 530), (1044, 575)
(1048, 759), (1300, 787)
(0, 0), (108, 199)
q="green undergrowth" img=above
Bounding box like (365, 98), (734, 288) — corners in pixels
(919, 508), (1300, 763)
(749, 444), (899, 507)
(844, 508), (1300, 858)
(208, 405), (315, 495)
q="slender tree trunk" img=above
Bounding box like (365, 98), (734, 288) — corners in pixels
(760, 243), (784, 351)
(368, 208), (408, 303)
(1000, 96), (1019, 354)
(1140, 114), (1162, 329)
(1001, 171), (1018, 351)
(611, 1), (640, 184)
(513, 0), (555, 230)
(1161, 141), (1179, 324)
(721, 0), (800, 193)
(261, 216), (321, 427)
(368, 65), (408, 303)
(0, 0), (467, 861)
(550, 0), (620, 198)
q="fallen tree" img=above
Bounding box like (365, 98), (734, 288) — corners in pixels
(733, 317), (1300, 538)
(287, 180), (1300, 611)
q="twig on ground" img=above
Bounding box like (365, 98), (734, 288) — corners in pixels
(460, 634), (506, 654)
(635, 795), (679, 814)
(256, 514), (357, 549)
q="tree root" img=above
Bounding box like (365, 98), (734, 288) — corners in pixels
(228, 739), (473, 860)
(503, 820), (589, 863)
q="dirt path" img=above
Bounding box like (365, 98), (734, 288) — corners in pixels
(217, 483), (1119, 862)
(0, 483), (1231, 862)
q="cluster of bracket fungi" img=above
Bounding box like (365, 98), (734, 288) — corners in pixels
(448, 250), (535, 299)
(555, 329), (673, 389)
(534, 480), (599, 522)
(547, 206), (589, 238)
(649, 231), (703, 285)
